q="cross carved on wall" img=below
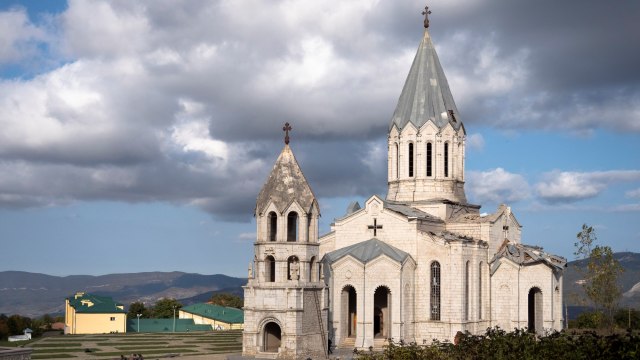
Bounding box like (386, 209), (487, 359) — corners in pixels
(368, 218), (383, 237)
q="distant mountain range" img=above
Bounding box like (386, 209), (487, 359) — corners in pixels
(2, 251), (638, 318)
(0, 271), (246, 317)
(564, 252), (640, 310)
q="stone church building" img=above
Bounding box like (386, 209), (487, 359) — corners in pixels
(242, 11), (566, 359)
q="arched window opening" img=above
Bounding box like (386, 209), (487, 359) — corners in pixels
(528, 287), (543, 333)
(408, 142), (414, 177)
(444, 142), (449, 178)
(309, 256), (316, 282)
(395, 143), (399, 179)
(464, 261), (469, 321)
(341, 286), (357, 338)
(287, 212), (298, 242)
(287, 256), (300, 281)
(306, 214), (312, 243)
(265, 256), (276, 283)
(478, 262), (483, 320)
(268, 212), (277, 242)
(426, 142), (433, 177)
(373, 286), (391, 338)
(263, 322), (281, 352)
(430, 261), (441, 321)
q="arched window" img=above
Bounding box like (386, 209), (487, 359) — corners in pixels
(287, 212), (298, 242)
(464, 261), (469, 321)
(408, 142), (414, 177)
(287, 256), (300, 280)
(395, 143), (399, 179)
(478, 262), (483, 320)
(444, 142), (449, 178)
(265, 256), (276, 282)
(268, 212), (277, 242)
(426, 142), (433, 177)
(309, 256), (316, 282)
(430, 261), (441, 321)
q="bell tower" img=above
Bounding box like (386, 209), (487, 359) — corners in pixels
(242, 123), (328, 359)
(386, 7), (470, 214)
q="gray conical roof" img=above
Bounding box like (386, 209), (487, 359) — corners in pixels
(390, 29), (462, 131)
(255, 145), (317, 216)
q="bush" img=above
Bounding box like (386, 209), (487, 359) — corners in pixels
(355, 327), (640, 360)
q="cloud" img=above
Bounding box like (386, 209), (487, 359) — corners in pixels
(0, 8), (47, 65)
(0, 0), (639, 221)
(626, 188), (640, 199)
(535, 170), (640, 203)
(466, 133), (485, 151)
(466, 168), (530, 204)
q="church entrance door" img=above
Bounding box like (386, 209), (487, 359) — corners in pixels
(528, 287), (543, 333)
(341, 286), (357, 338)
(373, 286), (390, 338)
(263, 322), (281, 353)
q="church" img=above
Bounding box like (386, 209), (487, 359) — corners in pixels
(242, 8), (566, 359)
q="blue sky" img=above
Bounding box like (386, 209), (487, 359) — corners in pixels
(1, 0), (639, 277)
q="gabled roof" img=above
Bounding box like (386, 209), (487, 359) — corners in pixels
(181, 303), (244, 324)
(255, 144), (317, 215)
(390, 29), (462, 132)
(67, 292), (125, 314)
(323, 238), (411, 265)
(491, 240), (566, 271)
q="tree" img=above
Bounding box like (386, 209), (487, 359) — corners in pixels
(614, 308), (640, 330)
(208, 293), (243, 309)
(151, 298), (182, 318)
(127, 301), (151, 319)
(574, 224), (624, 327)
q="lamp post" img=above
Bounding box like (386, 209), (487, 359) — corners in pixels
(173, 305), (176, 333)
(136, 313), (141, 333)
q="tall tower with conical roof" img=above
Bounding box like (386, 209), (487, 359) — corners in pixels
(242, 123), (328, 359)
(386, 8), (470, 217)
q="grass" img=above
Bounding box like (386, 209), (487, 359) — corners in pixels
(20, 330), (243, 358)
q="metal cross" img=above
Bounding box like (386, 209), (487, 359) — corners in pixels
(422, 5), (432, 28)
(283, 122), (292, 145)
(368, 218), (383, 237)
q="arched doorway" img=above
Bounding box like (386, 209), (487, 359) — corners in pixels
(528, 287), (543, 333)
(341, 286), (357, 338)
(373, 286), (390, 338)
(263, 322), (281, 353)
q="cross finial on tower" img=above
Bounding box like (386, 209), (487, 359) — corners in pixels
(422, 5), (432, 28)
(283, 122), (292, 145)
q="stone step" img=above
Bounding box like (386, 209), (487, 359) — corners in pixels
(339, 337), (355, 348)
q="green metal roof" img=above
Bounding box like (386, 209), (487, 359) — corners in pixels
(181, 303), (244, 324)
(126, 318), (213, 333)
(67, 293), (125, 314)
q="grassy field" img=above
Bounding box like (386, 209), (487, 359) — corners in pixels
(14, 330), (242, 359)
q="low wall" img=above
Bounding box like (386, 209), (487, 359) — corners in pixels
(0, 347), (32, 360)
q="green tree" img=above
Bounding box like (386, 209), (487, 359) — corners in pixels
(0, 314), (9, 340)
(614, 308), (640, 329)
(127, 301), (151, 319)
(42, 314), (53, 328)
(208, 293), (243, 309)
(7, 314), (31, 336)
(574, 224), (624, 327)
(151, 298), (182, 318)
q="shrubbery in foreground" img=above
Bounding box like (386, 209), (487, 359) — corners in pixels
(355, 327), (640, 360)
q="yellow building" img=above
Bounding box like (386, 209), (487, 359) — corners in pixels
(179, 303), (243, 330)
(65, 292), (127, 334)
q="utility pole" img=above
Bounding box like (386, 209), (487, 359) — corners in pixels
(173, 306), (176, 332)
(137, 313), (141, 333)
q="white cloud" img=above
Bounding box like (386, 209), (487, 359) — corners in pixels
(626, 188), (640, 199)
(237, 232), (256, 240)
(466, 168), (530, 204)
(0, 8), (46, 64)
(466, 133), (485, 151)
(535, 170), (640, 203)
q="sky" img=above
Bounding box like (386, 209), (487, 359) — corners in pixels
(0, 0), (639, 277)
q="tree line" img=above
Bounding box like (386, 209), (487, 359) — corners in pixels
(126, 293), (243, 319)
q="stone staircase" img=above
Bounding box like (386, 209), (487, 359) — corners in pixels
(340, 336), (356, 348)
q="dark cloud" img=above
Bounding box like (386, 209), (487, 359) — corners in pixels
(0, 0), (638, 220)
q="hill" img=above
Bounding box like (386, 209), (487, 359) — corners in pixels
(564, 252), (640, 309)
(0, 271), (246, 317)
